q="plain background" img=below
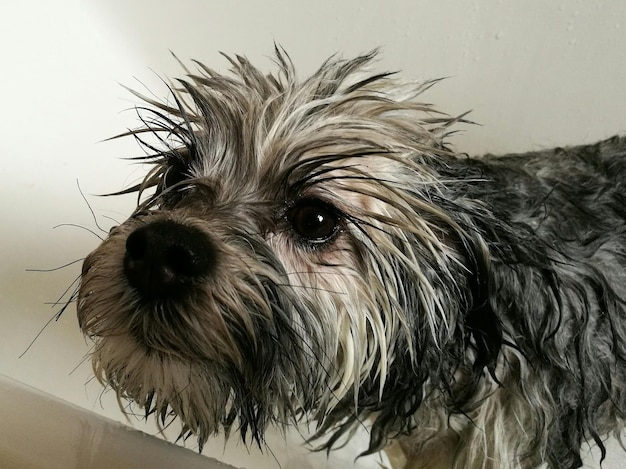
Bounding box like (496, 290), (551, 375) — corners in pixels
(1, 1), (625, 468)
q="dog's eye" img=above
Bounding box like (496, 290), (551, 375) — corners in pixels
(162, 162), (188, 189)
(287, 199), (340, 243)
(156, 147), (195, 194)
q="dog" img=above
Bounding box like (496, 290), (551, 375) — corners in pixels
(77, 49), (626, 469)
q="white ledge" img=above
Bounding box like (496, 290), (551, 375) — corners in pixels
(0, 374), (238, 469)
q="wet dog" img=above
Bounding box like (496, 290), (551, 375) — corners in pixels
(77, 49), (626, 468)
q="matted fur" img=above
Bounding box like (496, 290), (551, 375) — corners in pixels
(77, 48), (626, 468)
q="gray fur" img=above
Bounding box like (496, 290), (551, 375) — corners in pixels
(77, 49), (626, 468)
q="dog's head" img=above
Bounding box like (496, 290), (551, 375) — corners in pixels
(78, 49), (497, 452)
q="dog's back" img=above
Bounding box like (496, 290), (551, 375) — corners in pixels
(472, 135), (626, 248)
(420, 136), (626, 468)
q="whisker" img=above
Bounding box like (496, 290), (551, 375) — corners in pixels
(52, 223), (104, 240)
(76, 179), (108, 234)
(26, 257), (84, 272)
(19, 297), (74, 358)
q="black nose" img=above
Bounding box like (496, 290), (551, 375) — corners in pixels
(123, 220), (214, 299)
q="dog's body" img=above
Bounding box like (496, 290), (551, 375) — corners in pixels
(77, 50), (626, 469)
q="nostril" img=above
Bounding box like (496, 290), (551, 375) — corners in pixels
(126, 228), (147, 261)
(123, 220), (214, 299)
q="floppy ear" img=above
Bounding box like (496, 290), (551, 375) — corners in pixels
(312, 191), (506, 455)
(455, 230), (503, 393)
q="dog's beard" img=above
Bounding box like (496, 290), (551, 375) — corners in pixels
(77, 49), (497, 455)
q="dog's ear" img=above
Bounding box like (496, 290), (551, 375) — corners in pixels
(323, 218), (505, 456)
(457, 233), (503, 395)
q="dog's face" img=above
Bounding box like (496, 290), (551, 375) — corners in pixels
(78, 50), (488, 450)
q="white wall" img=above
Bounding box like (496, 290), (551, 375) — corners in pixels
(0, 1), (624, 468)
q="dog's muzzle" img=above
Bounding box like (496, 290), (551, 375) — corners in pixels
(123, 220), (215, 299)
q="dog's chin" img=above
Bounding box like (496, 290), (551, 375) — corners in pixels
(90, 332), (233, 437)
(89, 313), (323, 451)
(127, 320), (202, 363)
(90, 329), (200, 394)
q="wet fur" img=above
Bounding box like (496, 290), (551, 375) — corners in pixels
(77, 49), (626, 468)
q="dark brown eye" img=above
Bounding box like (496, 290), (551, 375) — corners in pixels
(287, 199), (340, 243)
(162, 162), (188, 189)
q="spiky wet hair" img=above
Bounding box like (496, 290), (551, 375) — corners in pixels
(79, 47), (626, 469)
